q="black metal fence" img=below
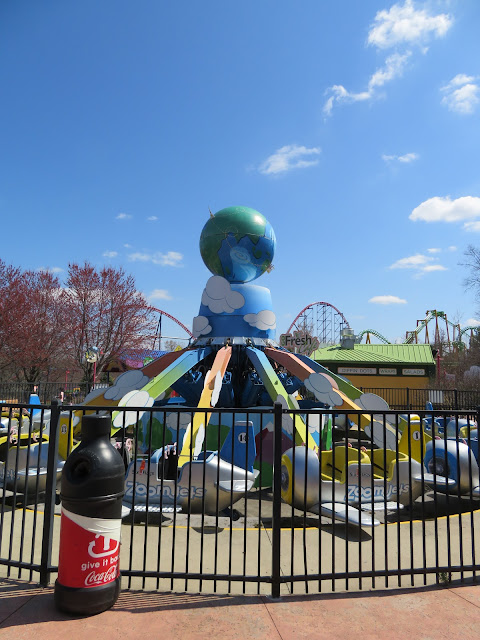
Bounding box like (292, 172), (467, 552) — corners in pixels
(0, 382), (90, 405)
(361, 387), (480, 411)
(1, 401), (480, 596)
(2, 382), (479, 411)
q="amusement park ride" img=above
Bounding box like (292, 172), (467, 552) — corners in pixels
(1, 206), (479, 526)
(288, 305), (480, 352)
(356, 311), (480, 352)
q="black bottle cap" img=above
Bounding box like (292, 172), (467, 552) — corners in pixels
(81, 413), (111, 439)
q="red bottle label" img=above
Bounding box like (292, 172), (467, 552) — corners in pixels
(57, 508), (121, 589)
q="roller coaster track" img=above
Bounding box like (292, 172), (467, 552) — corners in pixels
(459, 325), (480, 341)
(358, 310), (464, 348)
(356, 329), (391, 344)
(149, 307), (194, 347)
(287, 301), (350, 345)
(404, 310), (460, 345)
(290, 303), (475, 352)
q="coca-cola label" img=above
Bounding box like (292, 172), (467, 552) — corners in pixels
(57, 508), (121, 589)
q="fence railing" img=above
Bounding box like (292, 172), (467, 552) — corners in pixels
(360, 387), (480, 411)
(0, 382), (91, 405)
(2, 382), (479, 411)
(1, 401), (480, 596)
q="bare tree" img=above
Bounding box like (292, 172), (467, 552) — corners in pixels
(462, 245), (480, 310)
(163, 339), (182, 352)
(63, 262), (156, 387)
(0, 259), (24, 374)
(0, 263), (69, 383)
(15, 269), (70, 383)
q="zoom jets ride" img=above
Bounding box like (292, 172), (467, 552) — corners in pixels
(280, 426), (455, 527)
(123, 421), (258, 515)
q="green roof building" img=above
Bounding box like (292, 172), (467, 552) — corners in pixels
(310, 343), (436, 391)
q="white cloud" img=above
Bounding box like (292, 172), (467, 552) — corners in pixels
(147, 216), (158, 221)
(103, 250), (118, 258)
(389, 253), (447, 277)
(243, 310), (276, 331)
(165, 411), (191, 434)
(355, 393), (396, 433)
(148, 289), (172, 301)
(427, 248), (441, 254)
(104, 370), (151, 402)
(201, 276), (245, 314)
(113, 390), (154, 428)
(259, 144), (320, 175)
(128, 251), (183, 266)
(444, 73), (477, 89)
(422, 264), (447, 273)
(324, 52), (410, 116)
(463, 221), (480, 232)
(369, 295), (407, 305)
(116, 213), (132, 220)
(82, 387), (105, 404)
(441, 74), (480, 114)
(192, 315), (212, 337)
(367, 0), (453, 50)
(382, 152), (418, 164)
(466, 318), (480, 327)
(36, 266), (63, 274)
(324, 0), (452, 118)
(323, 85), (371, 117)
(304, 373), (342, 407)
(389, 253), (431, 269)
(448, 246), (457, 252)
(368, 52), (411, 90)
(410, 196), (480, 228)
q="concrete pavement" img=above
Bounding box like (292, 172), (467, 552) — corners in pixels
(2, 492), (480, 637)
(1, 577), (480, 640)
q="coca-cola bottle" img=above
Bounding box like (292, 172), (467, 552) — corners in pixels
(55, 413), (125, 615)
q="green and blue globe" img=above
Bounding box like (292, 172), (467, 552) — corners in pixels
(199, 206), (276, 283)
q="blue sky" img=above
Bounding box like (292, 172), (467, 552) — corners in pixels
(2, 0), (480, 344)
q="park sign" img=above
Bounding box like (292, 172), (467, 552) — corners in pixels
(279, 330), (320, 357)
(85, 347), (99, 363)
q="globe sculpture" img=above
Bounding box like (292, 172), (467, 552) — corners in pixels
(199, 206), (276, 283)
(195, 206), (276, 341)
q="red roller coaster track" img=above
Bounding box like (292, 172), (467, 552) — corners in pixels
(149, 306), (194, 339)
(287, 302), (350, 345)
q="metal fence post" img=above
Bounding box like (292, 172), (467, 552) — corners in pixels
(271, 402), (283, 599)
(40, 400), (62, 586)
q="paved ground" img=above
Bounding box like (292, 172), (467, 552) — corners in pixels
(0, 577), (480, 640)
(3, 491), (480, 594)
(2, 492), (480, 637)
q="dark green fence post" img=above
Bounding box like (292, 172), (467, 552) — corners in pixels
(40, 400), (62, 586)
(271, 402), (283, 599)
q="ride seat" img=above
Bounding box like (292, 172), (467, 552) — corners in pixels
(320, 446), (370, 482)
(371, 448), (409, 482)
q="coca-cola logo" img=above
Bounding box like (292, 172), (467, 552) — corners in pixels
(84, 564), (117, 586)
